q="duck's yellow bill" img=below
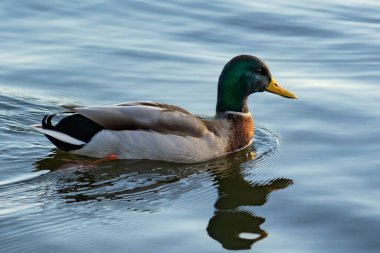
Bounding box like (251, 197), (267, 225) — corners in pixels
(266, 78), (297, 99)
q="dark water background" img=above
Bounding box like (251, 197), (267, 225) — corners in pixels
(1, 1), (380, 252)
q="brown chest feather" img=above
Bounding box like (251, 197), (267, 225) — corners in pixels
(226, 114), (254, 152)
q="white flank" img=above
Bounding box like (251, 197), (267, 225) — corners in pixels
(31, 124), (86, 145)
(71, 129), (229, 163)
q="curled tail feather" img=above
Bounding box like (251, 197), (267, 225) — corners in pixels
(33, 113), (104, 151)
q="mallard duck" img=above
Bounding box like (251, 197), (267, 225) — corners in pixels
(32, 55), (296, 163)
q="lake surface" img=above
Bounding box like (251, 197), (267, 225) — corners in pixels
(1, 0), (380, 252)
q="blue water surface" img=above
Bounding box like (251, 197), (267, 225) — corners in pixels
(0, 1), (380, 252)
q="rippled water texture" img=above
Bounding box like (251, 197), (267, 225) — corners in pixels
(1, 1), (380, 252)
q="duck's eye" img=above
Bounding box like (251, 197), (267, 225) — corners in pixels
(256, 67), (268, 76)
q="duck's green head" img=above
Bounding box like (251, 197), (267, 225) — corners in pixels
(216, 55), (297, 113)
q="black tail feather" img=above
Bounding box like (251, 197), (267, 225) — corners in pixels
(41, 113), (104, 152)
(42, 114), (55, 129)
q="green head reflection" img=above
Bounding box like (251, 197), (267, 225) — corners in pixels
(207, 151), (293, 250)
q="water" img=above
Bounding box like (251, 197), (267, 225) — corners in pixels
(1, 0), (380, 252)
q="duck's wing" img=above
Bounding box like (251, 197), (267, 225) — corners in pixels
(71, 101), (209, 137)
(115, 101), (192, 115)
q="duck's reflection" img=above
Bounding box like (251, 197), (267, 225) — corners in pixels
(34, 150), (197, 203)
(207, 156), (293, 250)
(34, 147), (292, 250)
